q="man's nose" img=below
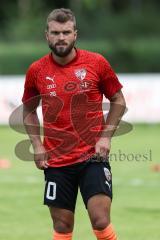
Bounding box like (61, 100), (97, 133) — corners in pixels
(59, 33), (65, 40)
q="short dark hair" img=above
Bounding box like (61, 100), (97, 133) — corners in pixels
(46, 8), (76, 30)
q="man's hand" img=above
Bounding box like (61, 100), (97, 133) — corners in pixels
(33, 145), (49, 170)
(95, 137), (111, 158)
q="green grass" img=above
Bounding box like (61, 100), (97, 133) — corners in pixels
(0, 124), (160, 240)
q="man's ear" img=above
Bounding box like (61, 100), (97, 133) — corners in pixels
(74, 30), (78, 39)
(45, 30), (49, 41)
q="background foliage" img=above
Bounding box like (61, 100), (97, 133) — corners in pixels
(0, 0), (160, 73)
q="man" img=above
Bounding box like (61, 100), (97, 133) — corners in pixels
(22, 8), (126, 240)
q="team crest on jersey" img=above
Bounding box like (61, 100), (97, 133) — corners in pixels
(75, 69), (87, 81)
(104, 168), (111, 182)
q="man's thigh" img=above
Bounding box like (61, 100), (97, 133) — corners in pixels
(44, 166), (79, 212)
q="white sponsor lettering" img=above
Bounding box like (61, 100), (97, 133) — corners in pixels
(50, 91), (57, 97)
(47, 84), (56, 89)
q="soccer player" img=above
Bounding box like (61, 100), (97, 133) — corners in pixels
(22, 8), (126, 240)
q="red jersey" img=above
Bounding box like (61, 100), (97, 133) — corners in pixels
(22, 49), (122, 167)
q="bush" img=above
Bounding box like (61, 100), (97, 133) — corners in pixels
(0, 38), (160, 74)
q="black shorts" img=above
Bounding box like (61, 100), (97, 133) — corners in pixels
(44, 158), (112, 212)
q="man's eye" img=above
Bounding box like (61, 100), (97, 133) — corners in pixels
(51, 31), (59, 35)
(63, 31), (71, 35)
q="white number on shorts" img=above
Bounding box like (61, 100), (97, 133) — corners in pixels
(46, 182), (56, 200)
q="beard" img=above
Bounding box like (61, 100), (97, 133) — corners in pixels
(48, 40), (76, 57)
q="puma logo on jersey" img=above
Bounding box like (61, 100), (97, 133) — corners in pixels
(46, 76), (55, 82)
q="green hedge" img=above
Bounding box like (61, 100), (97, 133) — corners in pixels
(0, 39), (160, 74)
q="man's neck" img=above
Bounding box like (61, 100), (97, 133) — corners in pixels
(52, 48), (76, 66)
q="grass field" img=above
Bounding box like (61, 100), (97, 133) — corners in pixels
(0, 124), (160, 240)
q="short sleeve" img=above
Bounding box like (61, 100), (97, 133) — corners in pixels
(22, 63), (40, 103)
(98, 55), (123, 100)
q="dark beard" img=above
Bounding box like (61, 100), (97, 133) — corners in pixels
(48, 40), (75, 57)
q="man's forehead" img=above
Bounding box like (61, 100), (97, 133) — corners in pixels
(48, 20), (74, 30)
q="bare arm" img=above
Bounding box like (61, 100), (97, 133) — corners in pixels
(95, 90), (126, 156)
(23, 101), (49, 170)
